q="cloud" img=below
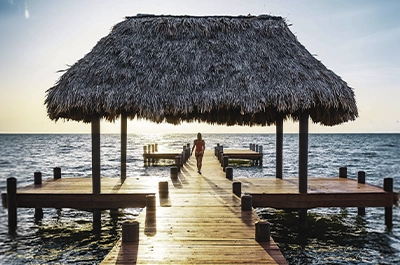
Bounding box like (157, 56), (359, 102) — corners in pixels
(24, 1), (29, 19)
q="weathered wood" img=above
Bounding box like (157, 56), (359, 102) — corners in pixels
(121, 113), (127, 181)
(9, 193), (151, 209)
(221, 150), (263, 160)
(358, 171), (366, 215)
(276, 113), (283, 179)
(298, 111), (309, 193)
(91, 115), (101, 194)
(7, 177), (17, 234)
(101, 150), (287, 265)
(53, 167), (61, 179)
(384, 177), (393, 227)
(34, 172), (42, 185)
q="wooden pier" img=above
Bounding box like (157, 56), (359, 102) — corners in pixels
(101, 149), (286, 264)
(2, 148), (398, 264)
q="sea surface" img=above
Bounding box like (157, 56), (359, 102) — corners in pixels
(0, 133), (399, 264)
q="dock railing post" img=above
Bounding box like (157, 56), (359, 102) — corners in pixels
(122, 221), (139, 242)
(7, 177), (17, 234)
(175, 156), (181, 172)
(223, 155), (229, 172)
(233, 182), (241, 197)
(158, 181), (169, 197)
(339, 167), (347, 178)
(241, 194), (252, 211)
(34, 172), (43, 220)
(170, 166), (178, 179)
(258, 145), (263, 166)
(255, 220), (270, 242)
(384, 177), (393, 228)
(226, 167), (233, 180)
(357, 171), (366, 216)
(54, 167), (61, 180)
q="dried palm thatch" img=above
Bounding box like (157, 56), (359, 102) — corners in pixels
(45, 14), (357, 126)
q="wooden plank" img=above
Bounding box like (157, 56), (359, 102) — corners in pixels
(101, 150), (287, 264)
(4, 193), (152, 209)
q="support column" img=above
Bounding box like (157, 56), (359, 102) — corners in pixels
(7, 177), (17, 234)
(384, 177), (393, 228)
(299, 112), (309, 194)
(276, 113), (283, 179)
(91, 115), (101, 195)
(121, 113), (127, 181)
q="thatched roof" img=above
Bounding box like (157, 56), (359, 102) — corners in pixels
(45, 14), (357, 126)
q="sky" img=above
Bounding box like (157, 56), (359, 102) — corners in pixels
(0, 0), (399, 134)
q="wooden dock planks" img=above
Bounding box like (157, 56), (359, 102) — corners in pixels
(101, 150), (287, 264)
(238, 177), (395, 208)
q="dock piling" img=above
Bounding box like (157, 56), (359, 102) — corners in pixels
(122, 221), (140, 242)
(339, 167), (347, 178)
(357, 171), (366, 216)
(226, 167), (233, 180)
(34, 172), (42, 185)
(255, 220), (270, 242)
(7, 177), (17, 234)
(384, 177), (393, 227)
(175, 156), (181, 172)
(170, 166), (178, 179)
(158, 181), (169, 197)
(233, 182), (241, 197)
(33, 172), (43, 221)
(241, 194), (252, 211)
(54, 167), (61, 180)
(223, 155), (229, 172)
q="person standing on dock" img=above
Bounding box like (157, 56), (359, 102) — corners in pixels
(191, 132), (205, 174)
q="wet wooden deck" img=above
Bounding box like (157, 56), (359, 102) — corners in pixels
(3, 149), (397, 264)
(101, 150), (287, 264)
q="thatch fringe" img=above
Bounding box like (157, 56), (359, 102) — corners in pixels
(45, 14), (357, 126)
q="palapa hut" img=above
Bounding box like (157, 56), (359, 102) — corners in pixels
(45, 14), (358, 195)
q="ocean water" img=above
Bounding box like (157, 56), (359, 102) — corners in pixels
(0, 133), (399, 264)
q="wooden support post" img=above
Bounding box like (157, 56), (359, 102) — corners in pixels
(384, 177), (393, 228)
(121, 113), (127, 181)
(276, 113), (283, 179)
(143, 145), (148, 165)
(226, 167), (233, 180)
(122, 221), (139, 242)
(110, 209), (119, 220)
(155, 143), (158, 152)
(34, 171), (42, 185)
(146, 194), (156, 210)
(33, 172), (43, 220)
(255, 220), (270, 242)
(223, 155), (229, 172)
(233, 182), (241, 197)
(158, 181), (169, 197)
(180, 152), (184, 167)
(299, 208), (308, 227)
(91, 115), (101, 195)
(93, 209), (101, 232)
(258, 145), (263, 166)
(241, 194), (252, 211)
(7, 177), (17, 234)
(170, 166), (178, 179)
(299, 112), (309, 194)
(35, 208), (43, 221)
(53, 167), (61, 180)
(175, 156), (181, 172)
(358, 171), (366, 216)
(339, 167), (347, 178)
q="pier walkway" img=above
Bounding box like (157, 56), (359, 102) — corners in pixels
(101, 150), (287, 264)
